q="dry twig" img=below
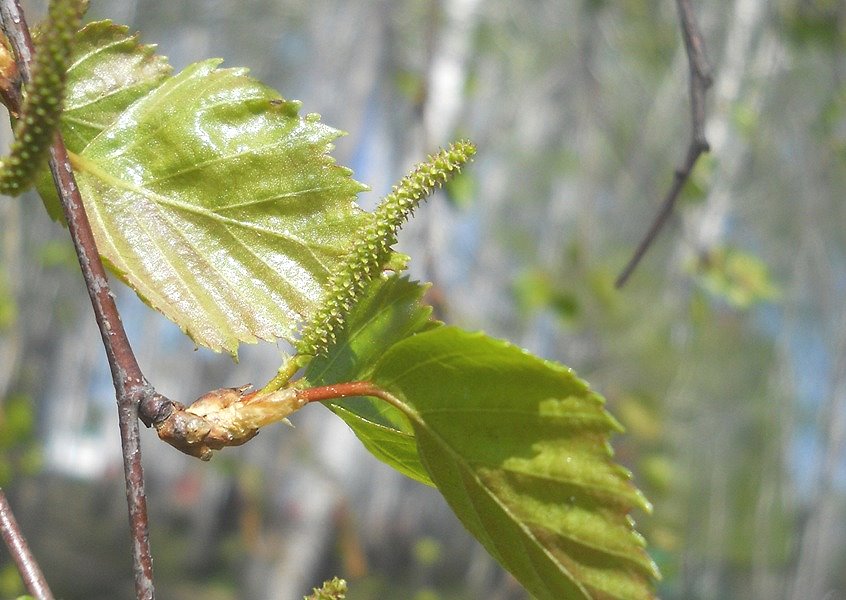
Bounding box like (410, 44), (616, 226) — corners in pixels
(615, 0), (713, 288)
(0, 489), (54, 600)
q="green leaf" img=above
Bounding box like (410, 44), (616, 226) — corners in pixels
(370, 327), (658, 600)
(39, 23), (368, 354)
(38, 21), (172, 219)
(306, 275), (436, 485)
(62, 22), (171, 143)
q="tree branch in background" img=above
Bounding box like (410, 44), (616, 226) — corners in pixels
(615, 0), (712, 288)
(0, 489), (54, 600)
(0, 2), (173, 597)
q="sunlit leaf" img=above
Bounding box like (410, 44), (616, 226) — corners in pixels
(39, 22), (368, 354)
(370, 327), (658, 600)
(306, 275), (436, 485)
(38, 21), (172, 219)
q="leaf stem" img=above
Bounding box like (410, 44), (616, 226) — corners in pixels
(296, 380), (406, 413)
(260, 353), (312, 394)
(0, 488), (54, 600)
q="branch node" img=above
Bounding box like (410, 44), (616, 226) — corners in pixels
(138, 391), (176, 428)
(0, 1), (157, 595)
(155, 386), (304, 460)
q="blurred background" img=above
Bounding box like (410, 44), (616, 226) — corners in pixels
(0, 0), (844, 598)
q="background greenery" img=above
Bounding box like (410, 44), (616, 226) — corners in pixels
(0, 0), (843, 598)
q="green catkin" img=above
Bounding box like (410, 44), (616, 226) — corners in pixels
(0, 0), (82, 195)
(296, 139), (476, 357)
(304, 577), (347, 600)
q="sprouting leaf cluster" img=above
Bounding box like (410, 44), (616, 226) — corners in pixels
(0, 5), (660, 598)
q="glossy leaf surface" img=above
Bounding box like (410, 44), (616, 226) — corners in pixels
(39, 21), (171, 218)
(40, 23), (367, 354)
(370, 327), (659, 600)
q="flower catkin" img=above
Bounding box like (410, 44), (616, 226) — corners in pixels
(297, 140), (476, 356)
(0, 0), (82, 195)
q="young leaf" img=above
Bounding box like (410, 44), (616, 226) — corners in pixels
(305, 275), (436, 485)
(37, 21), (172, 218)
(55, 22), (173, 155)
(37, 23), (368, 354)
(369, 327), (658, 600)
(692, 246), (780, 308)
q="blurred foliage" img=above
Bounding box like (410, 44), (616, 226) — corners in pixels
(691, 247), (780, 309)
(513, 268), (580, 324)
(780, 0), (845, 48)
(412, 537), (442, 567)
(35, 239), (77, 271)
(0, 268), (17, 333)
(0, 394), (42, 487)
(679, 155), (716, 206)
(0, 564), (25, 599)
(443, 169), (476, 209)
(819, 83), (846, 156)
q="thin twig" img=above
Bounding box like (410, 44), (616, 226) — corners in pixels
(0, 2), (172, 597)
(615, 0), (713, 288)
(0, 489), (54, 600)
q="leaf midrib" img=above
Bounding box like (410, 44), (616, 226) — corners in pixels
(366, 379), (589, 599)
(408, 406), (591, 600)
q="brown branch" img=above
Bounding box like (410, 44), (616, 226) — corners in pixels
(0, 2), (174, 597)
(615, 0), (713, 288)
(0, 489), (54, 600)
(0, 0), (401, 591)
